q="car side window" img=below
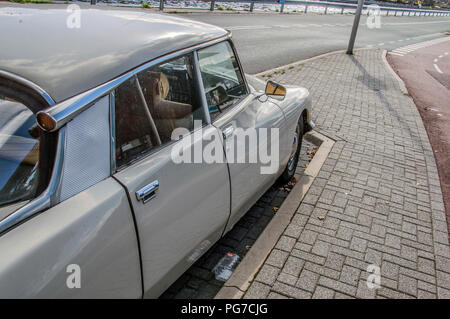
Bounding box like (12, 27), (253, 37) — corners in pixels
(114, 53), (205, 169)
(0, 98), (40, 206)
(197, 41), (247, 121)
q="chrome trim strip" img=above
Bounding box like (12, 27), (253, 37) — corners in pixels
(193, 50), (212, 125)
(0, 70), (56, 106)
(229, 39), (250, 94)
(0, 128), (66, 235)
(36, 33), (232, 132)
(109, 92), (117, 174)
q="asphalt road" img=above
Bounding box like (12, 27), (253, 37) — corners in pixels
(184, 13), (450, 73)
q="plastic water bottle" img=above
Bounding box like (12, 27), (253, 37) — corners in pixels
(212, 252), (240, 282)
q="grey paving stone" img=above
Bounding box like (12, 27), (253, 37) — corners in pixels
(255, 264), (280, 286)
(275, 236), (297, 252)
(311, 240), (331, 257)
(340, 265), (361, 286)
(350, 237), (368, 253)
(325, 252), (346, 271)
(244, 282), (271, 299)
(266, 249), (289, 269)
(282, 256), (305, 277)
(312, 286), (335, 299)
(296, 269), (319, 292)
(272, 281), (312, 299)
(356, 280), (376, 299)
(398, 274), (418, 297)
(385, 233), (401, 249)
(267, 292), (289, 299)
(318, 276), (357, 296)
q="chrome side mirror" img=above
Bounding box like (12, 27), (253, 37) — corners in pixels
(265, 80), (286, 99)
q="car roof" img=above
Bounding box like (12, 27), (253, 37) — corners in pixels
(0, 5), (228, 103)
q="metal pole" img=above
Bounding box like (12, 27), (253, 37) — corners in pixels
(159, 0), (164, 10)
(210, 0), (215, 11)
(250, 1), (254, 12)
(341, 7), (344, 15)
(305, 4), (308, 13)
(90, 0), (96, 4)
(280, 3), (284, 13)
(346, 0), (364, 55)
(324, 4), (328, 15)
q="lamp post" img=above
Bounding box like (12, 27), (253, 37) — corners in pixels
(347, 0), (365, 55)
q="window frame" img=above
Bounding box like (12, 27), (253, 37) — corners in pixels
(195, 40), (250, 123)
(0, 80), (58, 209)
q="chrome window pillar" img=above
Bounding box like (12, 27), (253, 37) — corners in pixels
(193, 50), (212, 125)
(109, 92), (117, 174)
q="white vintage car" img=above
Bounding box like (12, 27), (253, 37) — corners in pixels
(0, 6), (313, 298)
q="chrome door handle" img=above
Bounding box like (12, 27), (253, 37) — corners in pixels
(222, 126), (234, 140)
(136, 180), (159, 204)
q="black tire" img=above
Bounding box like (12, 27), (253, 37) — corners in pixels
(279, 117), (304, 184)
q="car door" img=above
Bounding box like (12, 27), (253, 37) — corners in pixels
(197, 41), (289, 233)
(111, 53), (230, 298)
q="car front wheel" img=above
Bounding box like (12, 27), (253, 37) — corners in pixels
(279, 118), (304, 184)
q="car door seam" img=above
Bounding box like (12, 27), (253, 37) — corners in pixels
(112, 175), (145, 298)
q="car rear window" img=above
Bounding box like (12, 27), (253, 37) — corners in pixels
(0, 97), (40, 206)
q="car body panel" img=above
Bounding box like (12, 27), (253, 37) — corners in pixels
(0, 177), (142, 298)
(113, 124), (230, 298)
(213, 93), (289, 233)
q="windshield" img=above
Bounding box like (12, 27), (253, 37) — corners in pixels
(0, 97), (40, 206)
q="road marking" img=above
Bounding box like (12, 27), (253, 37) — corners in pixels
(390, 52), (404, 56)
(439, 55), (443, 58)
(445, 52), (449, 55)
(378, 43), (385, 46)
(384, 20), (450, 26)
(434, 64), (443, 74)
(398, 39), (404, 42)
(434, 58), (438, 62)
(391, 37), (450, 56)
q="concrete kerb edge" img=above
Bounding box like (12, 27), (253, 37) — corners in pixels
(381, 49), (409, 95)
(214, 130), (335, 299)
(254, 47), (375, 77)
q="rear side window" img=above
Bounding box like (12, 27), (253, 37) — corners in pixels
(0, 98), (40, 206)
(114, 53), (205, 169)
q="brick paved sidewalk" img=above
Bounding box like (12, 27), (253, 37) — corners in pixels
(244, 49), (450, 299)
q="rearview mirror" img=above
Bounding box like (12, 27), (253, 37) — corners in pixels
(207, 85), (228, 109)
(265, 80), (286, 99)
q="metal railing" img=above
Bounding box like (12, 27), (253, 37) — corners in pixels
(148, 0), (450, 16)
